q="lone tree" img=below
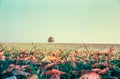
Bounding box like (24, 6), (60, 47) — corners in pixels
(48, 36), (54, 43)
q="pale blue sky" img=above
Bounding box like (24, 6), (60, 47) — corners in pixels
(0, 0), (120, 43)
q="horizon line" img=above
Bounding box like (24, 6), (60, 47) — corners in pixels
(1, 42), (120, 45)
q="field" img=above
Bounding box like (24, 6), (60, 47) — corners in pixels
(2, 43), (120, 51)
(0, 43), (120, 79)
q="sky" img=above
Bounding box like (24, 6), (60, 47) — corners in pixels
(0, 0), (120, 43)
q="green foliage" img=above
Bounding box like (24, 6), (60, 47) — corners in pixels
(0, 45), (120, 79)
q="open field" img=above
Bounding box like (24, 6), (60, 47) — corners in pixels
(0, 43), (120, 79)
(2, 43), (120, 51)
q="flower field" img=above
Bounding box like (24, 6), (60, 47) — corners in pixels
(0, 43), (120, 79)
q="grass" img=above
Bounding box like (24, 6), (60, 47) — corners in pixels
(0, 43), (120, 79)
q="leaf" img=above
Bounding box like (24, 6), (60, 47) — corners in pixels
(71, 70), (91, 75)
(98, 68), (109, 74)
(50, 74), (60, 79)
(6, 76), (17, 79)
(0, 51), (5, 60)
(13, 70), (30, 76)
(2, 67), (14, 74)
(42, 56), (63, 62)
(28, 74), (38, 79)
(91, 63), (98, 68)
(79, 72), (101, 79)
(45, 69), (65, 76)
(44, 62), (58, 69)
(21, 65), (30, 69)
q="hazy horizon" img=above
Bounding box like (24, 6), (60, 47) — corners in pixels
(0, 0), (120, 43)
